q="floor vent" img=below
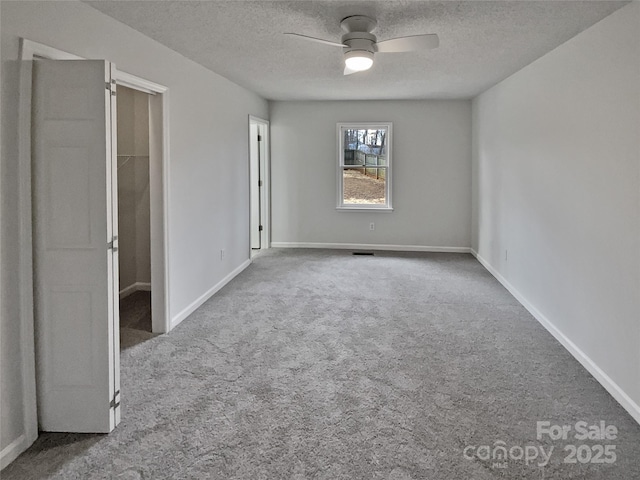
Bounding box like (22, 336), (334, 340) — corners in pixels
(352, 252), (374, 256)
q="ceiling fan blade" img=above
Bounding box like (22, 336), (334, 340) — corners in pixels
(284, 33), (345, 48)
(344, 65), (359, 76)
(375, 34), (439, 53)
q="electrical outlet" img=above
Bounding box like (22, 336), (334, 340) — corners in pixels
(369, 222), (375, 231)
(220, 249), (225, 260)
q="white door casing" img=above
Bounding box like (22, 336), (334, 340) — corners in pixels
(109, 63), (122, 427)
(32, 59), (120, 432)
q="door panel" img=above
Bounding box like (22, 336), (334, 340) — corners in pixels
(32, 59), (120, 432)
(250, 123), (261, 249)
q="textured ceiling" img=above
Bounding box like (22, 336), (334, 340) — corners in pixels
(86, 1), (628, 100)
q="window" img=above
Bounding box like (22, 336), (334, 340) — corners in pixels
(337, 123), (392, 211)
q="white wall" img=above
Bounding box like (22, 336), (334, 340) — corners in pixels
(134, 155), (151, 285)
(270, 100), (471, 249)
(117, 85), (145, 156)
(472, 2), (640, 420)
(1, 0), (267, 465)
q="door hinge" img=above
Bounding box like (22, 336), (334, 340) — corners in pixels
(258, 180), (263, 187)
(110, 390), (121, 409)
(258, 225), (263, 232)
(257, 134), (262, 142)
(106, 80), (117, 96)
(108, 236), (119, 252)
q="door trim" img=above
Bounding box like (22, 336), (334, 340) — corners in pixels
(112, 74), (170, 336)
(248, 115), (270, 255)
(16, 38), (171, 457)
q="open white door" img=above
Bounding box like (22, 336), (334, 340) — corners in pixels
(249, 123), (261, 249)
(32, 59), (120, 432)
(250, 117), (270, 252)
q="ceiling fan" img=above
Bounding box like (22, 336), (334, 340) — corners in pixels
(285, 15), (439, 75)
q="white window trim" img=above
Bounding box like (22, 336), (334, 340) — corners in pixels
(336, 122), (393, 211)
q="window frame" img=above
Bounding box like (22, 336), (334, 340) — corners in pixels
(336, 122), (393, 211)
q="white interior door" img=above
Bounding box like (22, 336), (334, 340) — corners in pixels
(32, 59), (120, 432)
(250, 123), (262, 249)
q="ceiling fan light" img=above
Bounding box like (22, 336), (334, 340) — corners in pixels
(344, 50), (374, 71)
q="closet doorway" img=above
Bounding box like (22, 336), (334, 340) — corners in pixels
(19, 38), (171, 438)
(117, 86), (153, 347)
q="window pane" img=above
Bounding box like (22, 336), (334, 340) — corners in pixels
(338, 123), (392, 210)
(343, 128), (387, 167)
(343, 168), (386, 205)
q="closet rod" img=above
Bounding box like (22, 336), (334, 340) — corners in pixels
(116, 154), (146, 169)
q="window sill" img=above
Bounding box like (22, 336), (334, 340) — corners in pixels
(336, 206), (394, 213)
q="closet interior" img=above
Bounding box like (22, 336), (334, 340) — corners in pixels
(117, 85), (153, 347)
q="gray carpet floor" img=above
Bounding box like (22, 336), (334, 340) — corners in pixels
(4, 249), (640, 479)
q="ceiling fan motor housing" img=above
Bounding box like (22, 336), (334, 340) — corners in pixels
(342, 32), (377, 54)
(340, 15), (378, 54)
(340, 15), (377, 34)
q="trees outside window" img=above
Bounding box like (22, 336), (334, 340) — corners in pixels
(338, 123), (392, 210)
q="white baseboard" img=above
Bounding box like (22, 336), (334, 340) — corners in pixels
(1, 434), (29, 470)
(119, 282), (151, 300)
(271, 242), (471, 253)
(471, 249), (640, 425)
(170, 259), (251, 330)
